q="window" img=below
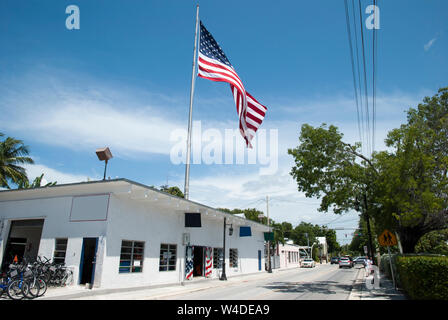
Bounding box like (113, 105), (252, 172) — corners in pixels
(159, 244), (177, 271)
(53, 238), (68, 264)
(213, 248), (223, 269)
(119, 240), (144, 273)
(229, 248), (238, 268)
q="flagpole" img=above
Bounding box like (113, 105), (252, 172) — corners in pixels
(184, 5), (199, 200)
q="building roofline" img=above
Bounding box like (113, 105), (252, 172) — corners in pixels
(0, 178), (270, 231)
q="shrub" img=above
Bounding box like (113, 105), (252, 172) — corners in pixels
(379, 253), (400, 285)
(396, 255), (448, 300)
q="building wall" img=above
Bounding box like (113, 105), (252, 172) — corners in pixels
(100, 195), (265, 289)
(278, 243), (301, 269)
(0, 195), (108, 284)
(0, 191), (266, 289)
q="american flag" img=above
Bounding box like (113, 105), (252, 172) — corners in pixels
(198, 21), (267, 148)
(185, 245), (194, 280)
(205, 247), (212, 278)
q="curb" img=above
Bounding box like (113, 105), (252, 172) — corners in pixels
(348, 267), (364, 300)
(40, 267), (306, 300)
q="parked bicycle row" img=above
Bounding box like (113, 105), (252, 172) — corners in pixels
(0, 255), (73, 300)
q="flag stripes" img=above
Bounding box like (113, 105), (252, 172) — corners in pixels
(197, 21), (267, 148)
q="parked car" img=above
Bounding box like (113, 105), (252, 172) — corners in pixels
(301, 258), (316, 268)
(330, 257), (340, 264)
(353, 256), (368, 266)
(339, 257), (353, 268)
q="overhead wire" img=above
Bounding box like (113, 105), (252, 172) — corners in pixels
(358, 0), (371, 156)
(344, 0), (363, 146)
(372, 0), (378, 155)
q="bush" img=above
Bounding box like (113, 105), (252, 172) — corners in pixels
(379, 253), (400, 285)
(396, 255), (448, 300)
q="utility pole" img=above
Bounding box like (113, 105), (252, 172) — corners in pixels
(363, 193), (376, 265)
(266, 195), (272, 273)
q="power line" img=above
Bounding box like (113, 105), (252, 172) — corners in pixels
(344, 0), (363, 145)
(352, 0), (365, 152)
(372, 0), (378, 154)
(358, 0), (371, 156)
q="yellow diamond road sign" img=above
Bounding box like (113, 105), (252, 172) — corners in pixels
(378, 229), (397, 247)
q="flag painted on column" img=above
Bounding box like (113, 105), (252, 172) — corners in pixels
(198, 21), (267, 148)
(185, 245), (194, 280)
(205, 247), (213, 278)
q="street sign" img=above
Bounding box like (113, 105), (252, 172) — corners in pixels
(378, 229), (397, 247)
(363, 246), (368, 254)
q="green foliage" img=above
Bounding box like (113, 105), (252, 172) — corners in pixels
(217, 207), (341, 252)
(379, 253), (400, 283)
(396, 255), (448, 300)
(159, 185), (185, 198)
(415, 229), (448, 255)
(288, 124), (369, 214)
(288, 87), (448, 253)
(0, 133), (34, 189)
(17, 173), (57, 189)
(349, 218), (369, 254)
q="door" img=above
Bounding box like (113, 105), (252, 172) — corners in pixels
(258, 250), (262, 271)
(193, 246), (204, 277)
(1, 219), (45, 271)
(79, 237), (98, 286)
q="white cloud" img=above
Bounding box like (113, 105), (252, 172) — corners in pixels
(23, 163), (91, 184)
(0, 70), (187, 158)
(424, 38), (437, 51)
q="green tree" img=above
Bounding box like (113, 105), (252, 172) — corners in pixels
(349, 219), (369, 255)
(373, 87), (448, 252)
(322, 227), (341, 255)
(288, 87), (448, 253)
(0, 133), (34, 189)
(159, 185), (185, 198)
(414, 229), (448, 255)
(17, 173), (57, 189)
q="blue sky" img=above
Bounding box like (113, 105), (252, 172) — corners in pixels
(1, 0), (447, 245)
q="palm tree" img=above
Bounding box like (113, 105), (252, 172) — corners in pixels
(0, 133), (34, 189)
(17, 173), (57, 189)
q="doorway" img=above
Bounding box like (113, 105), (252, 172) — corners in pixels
(1, 219), (44, 271)
(193, 246), (204, 277)
(79, 238), (98, 286)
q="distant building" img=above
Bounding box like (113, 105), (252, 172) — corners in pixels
(277, 242), (300, 269)
(0, 179), (269, 289)
(317, 236), (328, 261)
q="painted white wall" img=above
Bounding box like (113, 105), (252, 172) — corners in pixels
(0, 195), (107, 283)
(278, 243), (301, 269)
(0, 188), (266, 290)
(99, 195), (266, 289)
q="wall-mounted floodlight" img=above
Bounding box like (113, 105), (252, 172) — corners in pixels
(96, 147), (113, 180)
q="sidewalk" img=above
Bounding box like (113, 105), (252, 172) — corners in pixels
(349, 266), (406, 300)
(39, 266), (301, 300)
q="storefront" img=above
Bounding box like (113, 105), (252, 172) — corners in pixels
(0, 179), (269, 289)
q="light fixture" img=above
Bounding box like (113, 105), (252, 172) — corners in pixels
(96, 147), (113, 180)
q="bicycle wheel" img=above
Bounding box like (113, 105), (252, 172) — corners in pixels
(62, 270), (73, 286)
(23, 278), (40, 299)
(36, 277), (47, 297)
(7, 279), (25, 300)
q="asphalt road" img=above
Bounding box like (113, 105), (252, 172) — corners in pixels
(161, 263), (361, 300)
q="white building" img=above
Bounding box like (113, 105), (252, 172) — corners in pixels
(317, 236), (328, 261)
(276, 241), (301, 269)
(0, 179), (269, 289)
